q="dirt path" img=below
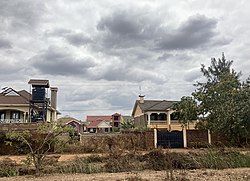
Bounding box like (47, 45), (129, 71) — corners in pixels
(0, 168), (249, 181)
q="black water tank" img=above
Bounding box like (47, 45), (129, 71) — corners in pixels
(32, 86), (45, 102)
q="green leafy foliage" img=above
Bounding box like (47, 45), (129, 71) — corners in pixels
(0, 159), (18, 177)
(192, 53), (250, 145)
(173, 96), (198, 127)
(121, 119), (135, 130)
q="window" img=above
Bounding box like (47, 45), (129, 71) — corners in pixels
(11, 111), (20, 120)
(0, 112), (5, 120)
(105, 128), (109, 132)
(114, 116), (119, 121)
(158, 113), (167, 120)
(114, 122), (119, 127)
(150, 113), (158, 121)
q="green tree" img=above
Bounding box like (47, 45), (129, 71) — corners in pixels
(6, 123), (73, 176)
(173, 96), (198, 128)
(192, 53), (249, 145)
(120, 119), (134, 130)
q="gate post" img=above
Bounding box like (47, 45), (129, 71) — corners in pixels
(154, 128), (157, 148)
(183, 127), (187, 148)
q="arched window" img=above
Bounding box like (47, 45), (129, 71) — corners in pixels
(150, 113), (158, 121)
(158, 113), (167, 120)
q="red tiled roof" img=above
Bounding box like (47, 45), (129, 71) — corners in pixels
(86, 116), (112, 122)
(87, 120), (103, 128)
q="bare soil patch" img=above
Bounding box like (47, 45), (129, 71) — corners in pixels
(0, 168), (249, 181)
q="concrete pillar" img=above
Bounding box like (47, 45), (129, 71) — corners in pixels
(208, 129), (211, 144)
(167, 111), (171, 129)
(183, 127), (187, 148)
(154, 128), (157, 148)
(147, 113), (151, 125)
(23, 112), (26, 123)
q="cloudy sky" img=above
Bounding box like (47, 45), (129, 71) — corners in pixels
(0, 0), (249, 120)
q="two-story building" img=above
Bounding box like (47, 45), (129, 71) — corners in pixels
(0, 79), (59, 124)
(132, 95), (197, 131)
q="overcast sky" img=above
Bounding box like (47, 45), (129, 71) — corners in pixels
(0, 0), (249, 120)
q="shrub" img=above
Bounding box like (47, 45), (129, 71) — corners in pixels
(105, 152), (144, 173)
(84, 154), (104, 163)
(198, 149), (250, 169)
(144, 149), (171, 171)
(0, 158), (19, 177)
(57, 157), (103, 174)
(169, 152), (201, 169)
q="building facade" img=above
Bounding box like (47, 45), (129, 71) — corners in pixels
(0, 80), (59, 124)
(132, 95), (197, 131)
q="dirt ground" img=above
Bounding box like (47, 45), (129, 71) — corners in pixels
(1, 148), (249, 165)
(0, 168), (249, 181)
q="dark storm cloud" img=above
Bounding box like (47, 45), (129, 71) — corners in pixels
(0, 38), (12, 49)
(96, 10), (160, 49)
(156, 15), (218, 50)
(31, 46), (96, 76)
(97, 12), (221, 51)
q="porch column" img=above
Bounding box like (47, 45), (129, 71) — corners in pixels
(167, 111), (171, 129)
(23, 112), (26, 123)
(147, 113), (151, 125)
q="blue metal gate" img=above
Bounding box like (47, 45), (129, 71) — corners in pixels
(157, 130), (183, 148)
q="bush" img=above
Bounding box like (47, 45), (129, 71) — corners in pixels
(105, 152), (144, 173)
(169, 152), (201, 169)
(0, 158), (19, 177)
(198, 149), (250, 169)
(58, 157), (103, 174)
(144, 149), (171, 171)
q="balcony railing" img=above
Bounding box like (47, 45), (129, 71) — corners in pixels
(0, 119), (25, 124)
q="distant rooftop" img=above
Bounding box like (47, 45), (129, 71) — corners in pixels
(28, 79), (50, 88)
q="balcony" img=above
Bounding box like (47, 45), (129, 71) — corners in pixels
(0, 119), (25, 124)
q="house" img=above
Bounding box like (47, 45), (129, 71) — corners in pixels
(85, 115), (112, 133)
(86, 119), (112, 133)
(132, 95), (197, 131)
(85, 113), (122, 133)
(57, 116), (84, 134)
(0, 79), (59, 124)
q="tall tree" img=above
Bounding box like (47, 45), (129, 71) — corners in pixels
(192, 53), (249, 145)
(173, 96), (197, 128)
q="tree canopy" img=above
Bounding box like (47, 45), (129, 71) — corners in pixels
(192, 53), (249, 145)
(173, 96), (198, 127)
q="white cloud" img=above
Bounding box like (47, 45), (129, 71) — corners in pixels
(0, 0), (249, 119)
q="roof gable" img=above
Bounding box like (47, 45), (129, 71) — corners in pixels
(97, 121), (111, 128)
(132, 99), (178, 115)
(0, 88), (31, 105)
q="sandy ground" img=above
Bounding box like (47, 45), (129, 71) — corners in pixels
(0, 168), (249, 181)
